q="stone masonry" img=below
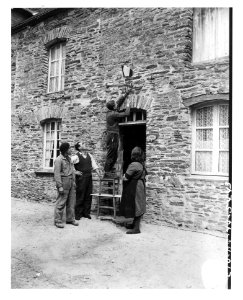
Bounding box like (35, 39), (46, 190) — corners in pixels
(11, 8), (230, 232)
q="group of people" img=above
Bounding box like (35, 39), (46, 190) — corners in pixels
(53, 141), (100, 228)
(53, 89), (147, 234)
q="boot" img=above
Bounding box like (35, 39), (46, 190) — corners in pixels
(55, 222), (64, 229)
(125, 218), (135, 229)
(126, 216), (141, 234)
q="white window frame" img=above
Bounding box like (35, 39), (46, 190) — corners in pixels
(47, 42), (66, 93)
(119, 109), (146, 126)
(192, 8), (229, 63)
(191, 101), (229, 176)
(43, 119), (62, 169)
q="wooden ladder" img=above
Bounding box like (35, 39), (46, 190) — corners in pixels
(91, 177), (121, 219)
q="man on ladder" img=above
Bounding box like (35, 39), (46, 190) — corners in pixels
(104, 88), (132, 178)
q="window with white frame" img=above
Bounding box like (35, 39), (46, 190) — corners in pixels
(193, 8), (229, 63)
(121, 108), (147, 124)
(192, 103), (229, 176)
(43, 120), (61, 168)
(48, 43), (66, 93)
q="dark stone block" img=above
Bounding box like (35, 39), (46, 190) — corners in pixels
(146, 64), (157, 69)
(170, 201), (184, 206)
(166, 116), (178, 121)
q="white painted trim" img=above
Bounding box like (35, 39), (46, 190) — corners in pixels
(191, 108), (196, 174)
(47, 43), (66, 93)
(43, 123), (46, 169)
(119, 109), (147, 125)
(191, 102), (229, 176)
(119, 121), (146, 126)
(42, 120), (61, 169)
(47, 47), (51, 93)
(212, 105), (219, 173)
(58, 43), (62, 91)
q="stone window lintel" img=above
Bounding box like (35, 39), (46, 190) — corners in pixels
(183, 93), (229, 108)
(45, 37), (67, 49)
(39, 117), (61, 125)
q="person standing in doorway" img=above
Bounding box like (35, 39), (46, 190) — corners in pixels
(119, 146), (147, 234)
(54, 142), (79, 228)
(72, 142), (101, 220)
(104, 88), (132, 177)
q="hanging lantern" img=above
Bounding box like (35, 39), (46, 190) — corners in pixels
(121, 65), (133, 77)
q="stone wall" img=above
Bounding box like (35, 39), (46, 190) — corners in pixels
(11, 8), (230, 232)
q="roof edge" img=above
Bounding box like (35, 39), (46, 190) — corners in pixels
(11, 8), (69, 34)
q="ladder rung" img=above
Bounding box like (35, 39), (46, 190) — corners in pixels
(98, 206), (116, 210)
(91, 193), (121, 198)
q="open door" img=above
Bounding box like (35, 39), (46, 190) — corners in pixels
(119, 124), (146, 173)
(118, 108), (146, 176)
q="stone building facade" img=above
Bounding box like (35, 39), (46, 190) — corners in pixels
(11, 8), (230, 232)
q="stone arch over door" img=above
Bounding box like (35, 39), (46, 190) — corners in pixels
(122, 93), (156, 146)
(122, 94), (154, 112)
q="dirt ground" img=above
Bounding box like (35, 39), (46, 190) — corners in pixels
(11, 197), (228, 289)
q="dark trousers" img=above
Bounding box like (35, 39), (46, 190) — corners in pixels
(54, 177), (76, 224)
(104, 132), (119, 172)
(75, 175), (93, 219)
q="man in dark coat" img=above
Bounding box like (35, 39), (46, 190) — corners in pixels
(72, 142), (101, 220)
(104, 89), (132, 177)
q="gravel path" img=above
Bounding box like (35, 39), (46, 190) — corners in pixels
(11, 197), (228, 289)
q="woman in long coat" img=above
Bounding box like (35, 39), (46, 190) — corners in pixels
(120, 146), (147, 234)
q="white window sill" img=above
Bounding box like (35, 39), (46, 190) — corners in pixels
(46, 90), (65, 95)
(46, 90), (64, 94)
(191, 56), (229, 66)
(185, 175), (229, 182)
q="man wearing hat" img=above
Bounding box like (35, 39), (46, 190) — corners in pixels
(72, 142), (101, 220)
(104, 89), (132, 177)
(54, 142), (79, 228)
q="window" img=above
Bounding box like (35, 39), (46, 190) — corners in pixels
(43, 120), (61, 168)
(193, 8), (229, 62)
(120, 109), (147, 124)
(48, 43), (66, 93)
(192, 103), (229, 176)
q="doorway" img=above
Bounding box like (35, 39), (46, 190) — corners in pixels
(119, 124), (146, 174)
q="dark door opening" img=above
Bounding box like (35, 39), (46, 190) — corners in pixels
(119, 124), (146, 174)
